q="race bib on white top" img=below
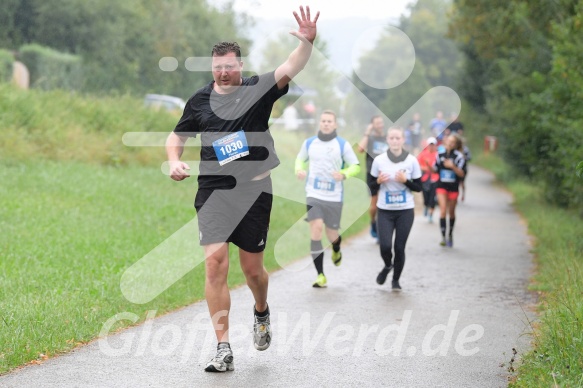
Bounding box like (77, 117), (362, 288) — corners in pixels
(371, 153), (421, 210)
(386, 190), (406, 205)
(212, 130), (250, 166)
(313, 177), (336, 191)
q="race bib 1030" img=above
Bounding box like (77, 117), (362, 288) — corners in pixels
(212, 130), (250, 166)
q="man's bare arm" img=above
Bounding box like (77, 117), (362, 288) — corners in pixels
(274, 5), (320, 90)
(166, 132), (191, 181)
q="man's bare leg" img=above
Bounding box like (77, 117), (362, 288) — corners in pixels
(239, 249), (269, 313)
(240, 249), (271, 351)
(204, 243), (231, 343)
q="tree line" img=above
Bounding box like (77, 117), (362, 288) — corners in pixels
(345, 0), (461, 129)
(344, 0), (582, 213)
(0, 0), (252, 98)
(449, 0), (583, 213)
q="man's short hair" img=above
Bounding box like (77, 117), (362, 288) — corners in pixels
(387, 125), (405, 135)
(321, 109), (337, 120)
(212, 42), (241, 60)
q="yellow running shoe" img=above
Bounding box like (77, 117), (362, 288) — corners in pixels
(331, 250), (342, 266)
(312, 273), (327, 288)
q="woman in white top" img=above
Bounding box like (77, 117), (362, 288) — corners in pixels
(370, 126), (422, 291)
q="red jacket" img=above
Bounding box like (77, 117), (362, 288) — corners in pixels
(417, 148), (439, 182)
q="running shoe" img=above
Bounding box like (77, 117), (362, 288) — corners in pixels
(370, 222), (378, 239)
(428, 214), (433, 223)
(440, 238), (446, 247)
(205, 344), (234, 372)
(392, 279), (402, 292)
(331, 250), (342, 266)
(376, 265), (393, 285)
(447, 237), (453, 248)
(312, 273), (327, 288)
(253, 310), (272, 351)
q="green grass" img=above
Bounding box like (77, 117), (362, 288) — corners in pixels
(0, 86), (369, 374)
(473, 152), (583, 387)
(0, 84), (178, 166)
(0, 161), (194, 371)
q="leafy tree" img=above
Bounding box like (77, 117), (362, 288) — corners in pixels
(401, 0), (461, 87)
(349, 26), (433, 125)
(0, 0), (251, 96)
(0, 49), (14, 82)
(533, 2), (583, 208)
(449, 0), (583, 212)
(151, 0), (252, 98)
(346, 0), (460, 129)
(0, 0), (38, 49)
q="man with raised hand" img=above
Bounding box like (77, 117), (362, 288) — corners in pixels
(165, 6), (319, 373)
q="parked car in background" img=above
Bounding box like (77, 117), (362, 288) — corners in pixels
(144, 94), (186, 113)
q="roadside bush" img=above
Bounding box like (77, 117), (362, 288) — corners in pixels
(0, 48), (13, 82)
(17, 43), (82, 90)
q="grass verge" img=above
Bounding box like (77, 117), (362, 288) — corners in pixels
(474, 152), (583, 387)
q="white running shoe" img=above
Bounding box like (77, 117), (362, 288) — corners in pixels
(204, 344), (234, 372)
(253, 310), (272, 351)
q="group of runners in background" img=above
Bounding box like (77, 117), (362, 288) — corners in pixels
(295, 110), (470, 292)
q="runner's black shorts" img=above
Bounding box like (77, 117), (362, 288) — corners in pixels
(305, 197), (343, 230)
(194, 176), (272, 253)
(366, 172), (380, 196)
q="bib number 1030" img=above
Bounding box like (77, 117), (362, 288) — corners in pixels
(212, 130), (250, 166)
(218, 140), (245, 156)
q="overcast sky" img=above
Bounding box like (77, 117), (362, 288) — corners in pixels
(223, 0), (412, 20)
(209, 1), (415, 75)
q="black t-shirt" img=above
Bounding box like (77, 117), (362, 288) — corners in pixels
(174, 71), (288, 189)
(365, 134), (388, 174)
(435, 149), (466, 191)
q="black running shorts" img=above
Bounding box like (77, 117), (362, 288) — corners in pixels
(194, 176), (272, 253)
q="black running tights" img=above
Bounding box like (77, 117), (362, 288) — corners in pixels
(377, 208), (415, 281)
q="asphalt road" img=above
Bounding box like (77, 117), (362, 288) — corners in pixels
(0, 166), (536, 387)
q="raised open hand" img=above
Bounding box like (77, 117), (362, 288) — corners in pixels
(290, 6), (320, 44)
